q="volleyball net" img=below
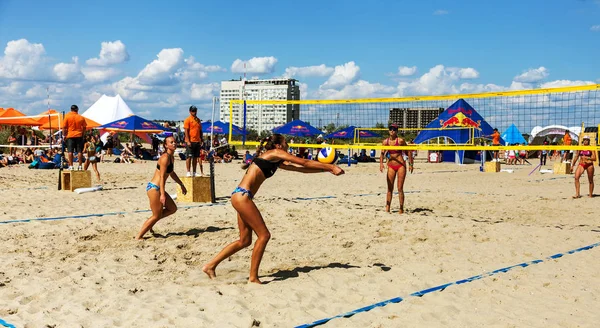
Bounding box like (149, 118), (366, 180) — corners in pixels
(227, 84), (600, 151)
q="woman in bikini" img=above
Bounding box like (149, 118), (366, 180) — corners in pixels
(570, 135), (596, 198)
(202, 134), (345, 284)
(380, 124), (413, 214)
(136, 136), (187, 240)
(83, 135), (101, 182)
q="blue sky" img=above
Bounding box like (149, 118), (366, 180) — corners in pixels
(0, 0), (598, 121)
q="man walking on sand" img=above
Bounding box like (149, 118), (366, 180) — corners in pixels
(62, 104), (87, 170)
(184, 105), (204, 177)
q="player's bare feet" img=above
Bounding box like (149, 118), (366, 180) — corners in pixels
(572, 195), (582, 199)
(248, 277), (263, 284)
(398, 206), (404, 214)
(202, 264), (216, 279)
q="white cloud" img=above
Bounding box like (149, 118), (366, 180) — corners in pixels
(317, 80), (395, 99)
(86, 40), (130, 66)
(433, 10), (449, 15)
(591, 25), (600, 32)
(231, 56), (277, 74)
(53, 56), (83, 82)
(137, 48), (185, 86)
(396, 66), (417, 76)
(81, 67), (120, 83)
(283, 64), (334, 78)
(190, 83), (219, 101)
(458, 67), (479, 79)
(25, 84), (47, 98)
(0, 39), (49, 81)
(176, 56), (225, 82)
(185, 56), (224, 72)
(513, 67), (549, 83)
(321, 61), (360, 89)
(298, 82), (309, 99)
(539, 80), (595, 88)
(394, 65), (481, 96)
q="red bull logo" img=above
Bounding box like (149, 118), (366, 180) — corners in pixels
(211, 126), (223, 133)
(141, 122), (155, 128)
(439, 112), (481, 129)
(291, 125), (309, 133)
(110, 120), (128, 127)
(335, 131), (348, 137)
(447, 107), (473, 116)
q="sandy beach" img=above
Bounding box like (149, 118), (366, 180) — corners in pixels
(1, 158), (599, 327)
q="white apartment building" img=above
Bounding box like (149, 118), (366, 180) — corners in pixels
(220, 78), (300, 133)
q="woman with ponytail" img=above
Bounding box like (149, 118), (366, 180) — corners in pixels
(203, 133), (345, 284)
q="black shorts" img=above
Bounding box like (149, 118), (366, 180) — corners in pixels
(185, 142), (201, 158)
(66, 137), (85, 153)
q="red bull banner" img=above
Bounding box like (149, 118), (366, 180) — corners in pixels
(414, 98), (500, 145)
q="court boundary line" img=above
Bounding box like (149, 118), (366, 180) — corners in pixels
(295, 241), (600, 328)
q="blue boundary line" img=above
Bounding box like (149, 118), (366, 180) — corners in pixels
(0, 190), (432, 225)
(0, 203), (226, 225)
(0, 318), (16, 328)
(295, 241), (600, 328)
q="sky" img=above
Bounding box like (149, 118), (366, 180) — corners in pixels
(0, 0), (598, 121)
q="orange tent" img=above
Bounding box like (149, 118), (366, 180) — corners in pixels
(34, 109), (60, 126)
(0, 108), (42, 126)
(39, 114), (100, 130)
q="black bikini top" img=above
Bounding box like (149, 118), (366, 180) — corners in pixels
(157, 156), (174, 173)
(252, 157), (283, 179)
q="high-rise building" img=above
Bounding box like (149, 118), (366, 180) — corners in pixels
(389, 107), (444, 129)
(220, 78), (300, 133)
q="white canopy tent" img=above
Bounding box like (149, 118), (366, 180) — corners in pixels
(529, 125), (581, 144)
(81, 94), (134, 125)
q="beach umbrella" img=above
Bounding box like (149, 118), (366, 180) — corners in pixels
(97, 115), (165, 133)
(272, 119), (323, 137)
(0, 108), (43, 126)
(39, 114), (101, 130)
(324, 125), (381, 139)
(201, 121), (246, 135)
(34, 109), (59, 125)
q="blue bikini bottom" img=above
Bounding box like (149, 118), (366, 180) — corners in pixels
(232, 186), (253, 199)
(146, 182), (160, 192)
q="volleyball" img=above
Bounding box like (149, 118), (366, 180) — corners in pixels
(318, 147), (338, 164)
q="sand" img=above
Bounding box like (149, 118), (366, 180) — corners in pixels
(0, 158), (599, 327)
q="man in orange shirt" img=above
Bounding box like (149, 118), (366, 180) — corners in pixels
(62, 105), (87, 170)
(184, 105), (203, 177)
(562, 130), (572, 163)
(487, 128), (501, 161)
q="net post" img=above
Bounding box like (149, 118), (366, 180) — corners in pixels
(242, 100), (247, 146)
(347, 148), (351, 167)
(209, 156), (216, 203)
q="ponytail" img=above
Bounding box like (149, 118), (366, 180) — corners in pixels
(261, 134), (285, 151)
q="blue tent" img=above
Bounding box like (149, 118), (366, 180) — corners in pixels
(98, 115), (166, 133)
(272, 119), (323, 137)
(501, 124), (527, 145)
(324, 126), (382, 139)
(201, 121), (246, 135)
(414, 99), (503, 164)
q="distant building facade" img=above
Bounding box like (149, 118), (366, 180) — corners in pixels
(389, 107), (444, 129)
(220, 78), (300, 133)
